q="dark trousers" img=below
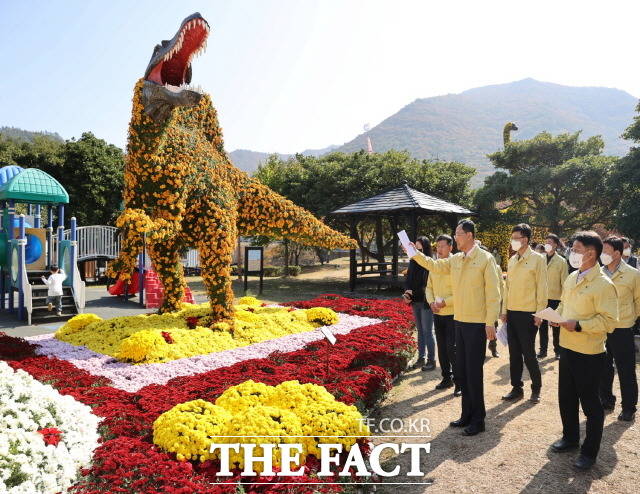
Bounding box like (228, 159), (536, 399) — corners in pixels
(455, 321), (487, 426)
(599, 327), (638, 412)
(538, 299), (561, 354)
(559, 348), (606, 459)
(507, 310), (542, 390)
(434, 314), (456, 381)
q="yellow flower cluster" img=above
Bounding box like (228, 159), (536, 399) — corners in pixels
(55, 302), (339, 364)
(109, 77), (355, 321)
(55, 313), (103, 338)
(236, 296), (261, 306)
(305, 307), (339, 327)
(152, 380), (369, 470)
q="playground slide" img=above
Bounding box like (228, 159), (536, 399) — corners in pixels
(108, 271), (140, 296)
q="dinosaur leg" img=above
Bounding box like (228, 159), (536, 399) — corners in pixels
(194, 206), (238, 325)
(147, 236), (185, 313)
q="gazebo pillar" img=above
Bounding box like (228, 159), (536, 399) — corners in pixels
(410, 211), (419, 242)
(349, 217), (358, 291)
(390, 215), (399, 278)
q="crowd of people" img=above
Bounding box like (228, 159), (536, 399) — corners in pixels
(403, 220), (639, 471)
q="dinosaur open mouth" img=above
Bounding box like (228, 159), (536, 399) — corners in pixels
(145, 14), (209, 91)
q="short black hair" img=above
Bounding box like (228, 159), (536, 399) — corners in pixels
(573, 231), (603, 258)
(603, 236), (624, 255)
(620, 237), (633, 247)
(457, 219), (475, 237)
(50, 265), (59, 272)
(512, 223), (532, 241)
(545, 233), (564, 249)
(436, 234), (453, 245)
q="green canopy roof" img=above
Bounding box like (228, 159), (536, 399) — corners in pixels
(0, 168), (69, 204)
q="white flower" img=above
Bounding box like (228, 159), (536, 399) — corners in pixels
(0, 362), (101, 494)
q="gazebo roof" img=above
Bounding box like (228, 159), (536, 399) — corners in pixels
(0, 168), (69, 204)
(330, 183), (473, 216)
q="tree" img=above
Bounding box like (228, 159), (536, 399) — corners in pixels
(612, 101), (640, 241)
(475, 132), (619, 235)
(1, 132), (125, 227)
(57, 133), (124, 226)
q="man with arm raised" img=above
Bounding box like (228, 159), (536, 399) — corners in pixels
(406, 219), (501, 436)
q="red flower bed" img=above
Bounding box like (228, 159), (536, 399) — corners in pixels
(1, 296), (414, 493)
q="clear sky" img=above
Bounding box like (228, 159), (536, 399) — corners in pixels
(1, 0), (639, 153)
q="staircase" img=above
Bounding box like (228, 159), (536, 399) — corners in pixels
(26, 271), (78, 323)
(144, 269), (194, 309)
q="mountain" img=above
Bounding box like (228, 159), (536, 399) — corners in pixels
(335, 78), (638, 183)
(229, 145), (339, 174)
(0, 126), (64, 143)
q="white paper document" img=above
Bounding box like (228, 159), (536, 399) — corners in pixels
(320, 327), (337, 345)
(496, 323), (508, 346)
(397, 230), (417, 257)
(533, 307), (566, 324)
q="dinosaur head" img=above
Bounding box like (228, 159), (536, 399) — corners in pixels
(141, 13), (210, 122)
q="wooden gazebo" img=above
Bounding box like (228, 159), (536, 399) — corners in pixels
(329, 182), (473, 290)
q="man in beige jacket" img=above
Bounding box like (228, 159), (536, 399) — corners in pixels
(406, 219), (501, 436)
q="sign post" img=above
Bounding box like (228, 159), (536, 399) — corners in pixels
(243, 246), (264, 294)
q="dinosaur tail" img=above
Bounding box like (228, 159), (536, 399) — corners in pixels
(237, 180), (356, 249)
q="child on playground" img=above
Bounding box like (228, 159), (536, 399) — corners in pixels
(41, 266), (67, 316)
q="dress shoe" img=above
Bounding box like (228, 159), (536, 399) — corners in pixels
(502, 387), (524, 401)
(530, 390), (541, 403)
(551, 438), (579, 452)
(453, 385), (462, 397)
(536, 352), (547, 360)
(449, 418), (470, 428)
(435, 378), (454, 390)
(411, 357), (425, 369)
(462, 423), (485, 436)
(618, 410), (635, 421)
(574, 454), (596, 470)
(421, 360), (436, 371)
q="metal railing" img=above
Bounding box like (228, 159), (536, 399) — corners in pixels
(53, 225), (120, 261)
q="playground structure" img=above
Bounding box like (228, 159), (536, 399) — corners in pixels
(0, 165), (85, 324)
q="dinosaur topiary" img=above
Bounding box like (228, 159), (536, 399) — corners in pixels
(503, 122), (518, 146)
(108, 13), (355, 323)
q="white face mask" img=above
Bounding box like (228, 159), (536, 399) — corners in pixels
(544, 243), (553, 253)
(623, 248), (632, 257)
(511, 240), (522, 251)
(600, 253), (613, 266)
(569, 251), (584, 269)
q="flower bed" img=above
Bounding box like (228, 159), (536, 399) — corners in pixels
(54, 298), (341, 364)
(1, 295), (414, 493)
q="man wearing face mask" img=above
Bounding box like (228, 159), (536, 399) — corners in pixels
(598, 236), (639, 421)
(500, 224), (547, 403)
(621, 237), (638, 269)
(404, 219), (501, 437)
(538, 234), (569, 360)
(550, 231), (618, 471)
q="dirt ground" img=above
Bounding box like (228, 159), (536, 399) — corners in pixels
(369, 335), (639, 494)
